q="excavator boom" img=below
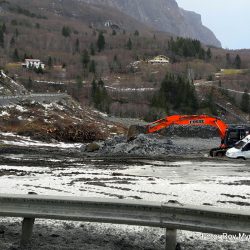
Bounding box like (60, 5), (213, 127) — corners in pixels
(146, 115), (228, 139)
(127, 115), (228, 142)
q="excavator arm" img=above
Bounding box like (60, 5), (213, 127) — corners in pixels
(127, 115), (228, 142)
(146, 115), (228, 139)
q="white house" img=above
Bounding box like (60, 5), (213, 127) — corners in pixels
(23, 59), (45, 69)
(148, 55), (170, 65)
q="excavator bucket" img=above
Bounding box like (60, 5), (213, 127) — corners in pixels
(127, 125), (147, 141)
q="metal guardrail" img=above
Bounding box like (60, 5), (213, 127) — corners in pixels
(0, 194), (249, 249)
(0, 93), (69, 106)
(0, 93), (68, 99)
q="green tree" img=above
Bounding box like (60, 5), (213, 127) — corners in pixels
(127, 38), (132, 50)
(89, 60), (96, 74)
(10, 36), (15, 47)
(241, 90), (249, 113)
(226, 53), (231, 68)
(48, 56), (53, 69)
(35, 64), (44, 74)
(75, 38), (80, 53)
(81, 49), (90, 69)
(62, 26), (71, 37)
(234, 54), (241, 69)
(151, 74), (198, 114)
(13, 48), (19, 61)
(206, 48), (212, 60)
(134, 30), (139, 36)
(76, 75), (83, 90)
(91, 79), (110, 113)
(2, 22), (6, 33)
(15, 28), (19, 37)
(90, 43), (95, 55)
(97, 32), (105, 52)
(27, 77), (33, 90)
(0, 28), (4, 48)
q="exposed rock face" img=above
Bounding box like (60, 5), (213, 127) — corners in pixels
(82, 0), (221, 47)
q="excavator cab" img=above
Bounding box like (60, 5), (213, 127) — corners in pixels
(224, 127), (250, 148)
(212, 126), (250, 157)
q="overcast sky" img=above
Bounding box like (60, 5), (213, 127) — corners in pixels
(176, 0), (249, 50)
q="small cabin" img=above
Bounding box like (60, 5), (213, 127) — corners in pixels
(22, 59), (45, 69)
(148, 55), (170, 65)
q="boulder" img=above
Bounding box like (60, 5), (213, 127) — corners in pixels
(86, 142), (100, 152)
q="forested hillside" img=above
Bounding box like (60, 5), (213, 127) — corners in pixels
(0, 0), (249, 122)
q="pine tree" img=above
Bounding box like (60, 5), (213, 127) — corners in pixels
(241, 90), (249, 113)
(76, 75), (83, 90)
(234, 54), (241, 69)
(206, 48), (212, 60)
(27, 77), (33, 90)
(13, 48), (19, 61)
(151, 74), (198, 114)
(127, 38), (132, 50)
(35, 64), (44, 74)
(134, 30), (139, 36)
(2, 23), (6, 33)
(90, 43), (95, 55)
(91, 79), (110, 113)
(97, 32), (105, 52)
(81, 49), (90, 69)
(48, 56), (52, 68)
(15, 28), (19, 37)
(75, 38), (80, 53)
(0, 28), (4, 48)
(226, 53), (231, 68)
(62, 26), (71, 37)
(10, 36), (15, 47)
(89, 60), (96, 74)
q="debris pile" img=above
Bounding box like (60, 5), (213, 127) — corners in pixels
(99, 134), (189, 156)
(160, 125), (219, 138)
(0, 98), (125, 142)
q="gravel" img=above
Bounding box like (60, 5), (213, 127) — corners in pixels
(0, 219), (249, 250)
(98, 133), (220, 157)
(99, 134), (190, 156)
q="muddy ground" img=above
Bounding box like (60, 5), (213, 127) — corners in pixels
(0, 133), (249, 250)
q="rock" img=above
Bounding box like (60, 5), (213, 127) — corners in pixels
(99, 133), (181, 156)
(50, 233), (60, 238)
(86, 142), (100, 152)
(0, 225), (5, 238)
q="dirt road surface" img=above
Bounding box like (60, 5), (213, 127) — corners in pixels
(0, 134), (249, 249)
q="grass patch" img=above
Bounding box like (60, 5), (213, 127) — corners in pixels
(221, 69), (245, 75)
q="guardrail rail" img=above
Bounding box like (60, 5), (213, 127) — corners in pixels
(0, 194), (249, 249)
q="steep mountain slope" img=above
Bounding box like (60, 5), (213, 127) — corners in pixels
(0, 0), (152, 32)
(82, 0), (221, 47)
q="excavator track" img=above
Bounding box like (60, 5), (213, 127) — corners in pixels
(209, 147), (227, 157)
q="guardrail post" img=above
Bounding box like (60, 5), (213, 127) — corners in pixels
(165, 228), (177, 250)
(20, 217), (35, 247)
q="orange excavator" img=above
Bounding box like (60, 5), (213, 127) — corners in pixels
(127, 114), (250, 157)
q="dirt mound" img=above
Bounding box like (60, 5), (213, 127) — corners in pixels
(99, 134), (189, 156)
(0, 98), (126, 142)
(160, 125), (219, 138)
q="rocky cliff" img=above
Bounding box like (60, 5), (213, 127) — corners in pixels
(82, 0), (221, 47)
